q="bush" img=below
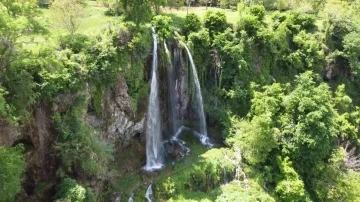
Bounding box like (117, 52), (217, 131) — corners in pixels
(182, 13), (201, 36)
(151, 15), (174, 40)
(59, 34), (92, 54)
(55, 178), (86, 202)
(0, 145), (25, 202)
(275, 157), (306, 201)
(203, 10), (228, 38)
(156, 148), (235, 200)
(249, 5), (266, 20)
(237, 14), (262, 37)
(0, 87), (9, 118)
(4, 55), (38, 122)
(85, 188), (97, 202)
(343, 32), (360, 75)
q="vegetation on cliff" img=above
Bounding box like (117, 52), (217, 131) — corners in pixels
(1, 0), (360, 201)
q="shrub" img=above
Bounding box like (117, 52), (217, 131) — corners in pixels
(152, 15), (174, 40)
(0, 145), (25, 202)
(156, 148), (235, 199)
(203, 10), (227, 38)
(4, 55), (38, 122)
(85, 188), (97, 202)
(55, 178), (86, 202)
(275, 157), (306, 201)
(59, 34), (92, 54)
(0, 87), (8, 118)
(237, 14), (262, 37)
(249, 5), (266, 20)
(343, 32), (360, 75)
(182, 13), (201, 36)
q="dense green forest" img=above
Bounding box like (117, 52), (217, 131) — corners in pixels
(1, 0), (360, 201)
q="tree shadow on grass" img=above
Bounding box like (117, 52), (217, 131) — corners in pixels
(163, 13), (186, 30)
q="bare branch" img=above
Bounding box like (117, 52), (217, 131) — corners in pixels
(342, 141), (360, 171)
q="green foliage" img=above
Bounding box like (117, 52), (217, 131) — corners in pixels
(0, 0), (45, 41)
(92, 86), (103, 115)
(226, 84), (283, 165)
(54, 97), (114, 176)
(55, 178), (86, 202)
(100, 0), (123, 16)
(121, 0), (152, 24)
(3, 53), (38, 122)
(188, 28), (211, 87)
(248, 5), (266, 20)
(343, 32), (360, 75)
(182, 13), (201, 37)
(56, 32), (120, 89)
(224, 71), (360, 200)
(0, 145), (25, 202)
(118, 24), (151, 111)
(85, 187), (97, 202)
(311, 148), (360, 201)
(219, 0), (239, 9)
(49, 0), (87, 35)
(0, 87), (8, 118)
(167, 0), (182, 9)
(59, 34), (92, 54)
(275, 157), (306, 201)
(156, 149), (235, 200)
(215, 181), (275, 202)
(203, 10), (228, 38)
(152, 15), (174, 40)
(282, 72), (338, 174)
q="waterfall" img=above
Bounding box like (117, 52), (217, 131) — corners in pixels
(164, 41), (178, 135)
(145, 184), (153, 202)
(222, 167), (229, 184)
(127, 193), (134, 202)
(172, 126), (189, 140)
(144, 27), (164, 171)
(183, 44), (208, 137)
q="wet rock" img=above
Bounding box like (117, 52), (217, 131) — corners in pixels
(103, 76), (145, 147)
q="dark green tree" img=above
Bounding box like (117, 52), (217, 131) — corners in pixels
(0, 145), (25, 201)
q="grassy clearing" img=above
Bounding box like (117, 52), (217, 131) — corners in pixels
(38, 4), (238, 37)
(163, 6), (239, 26)
(40, 1), (116, 35)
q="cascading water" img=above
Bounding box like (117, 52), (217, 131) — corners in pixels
(164, 41), (178, 135)
(172, 126), (189, 140)
(145, 184), (153, 202)
(127, 193), (134, 202)
(183, 44), (211, 145)
(222, 167), (229, 184)
(144, 27), (164, 171)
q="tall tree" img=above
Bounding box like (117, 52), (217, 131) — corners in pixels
(49, 0), (87, 35)
(121, 0), (152, 24)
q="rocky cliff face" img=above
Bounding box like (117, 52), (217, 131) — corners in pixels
(90, 75), (145, 147)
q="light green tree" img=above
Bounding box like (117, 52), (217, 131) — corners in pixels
(49, 0), (87, 35)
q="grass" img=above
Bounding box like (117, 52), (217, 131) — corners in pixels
(40, 1), (117, 35)
(36, 4), (238, 38)
(164, 6), (239, 26)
